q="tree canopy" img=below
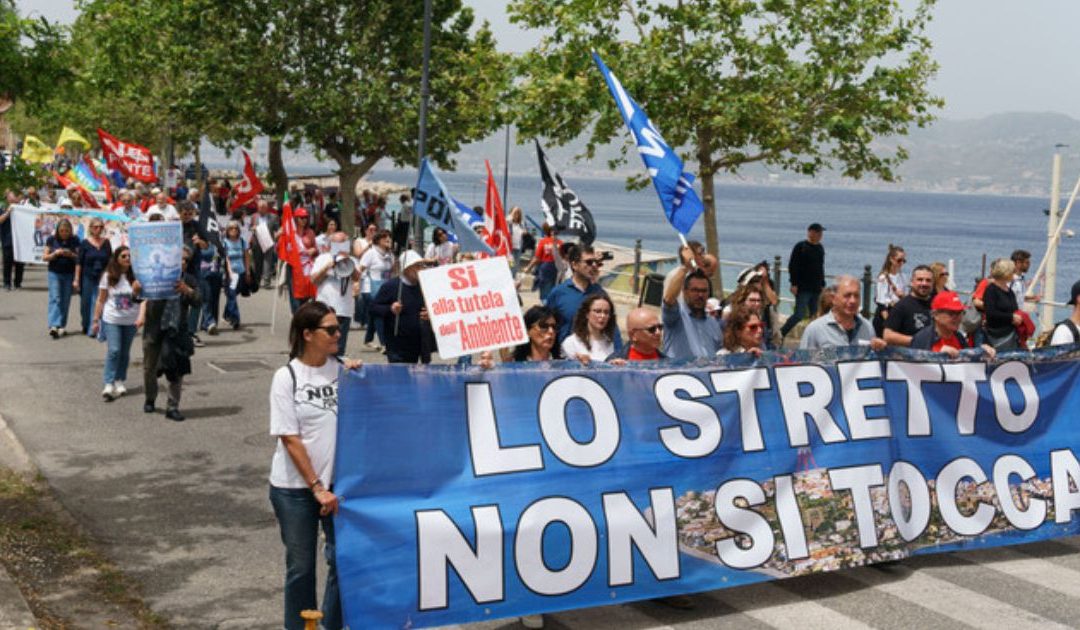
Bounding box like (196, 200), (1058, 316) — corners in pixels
(509, 0), (943, 293)
(0, 0), (67, 110)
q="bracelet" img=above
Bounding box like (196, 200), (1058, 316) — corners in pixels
(309, 476), (322, 489)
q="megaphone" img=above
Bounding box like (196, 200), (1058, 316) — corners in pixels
(331, 254), (356, 279)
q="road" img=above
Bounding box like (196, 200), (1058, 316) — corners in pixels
(2, 266), (1080, 629)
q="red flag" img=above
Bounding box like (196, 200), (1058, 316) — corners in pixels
(483, 160), (512, 258)
(97, 128), (156, 183)
(276, 199), (316, 299)
(54, 171), (101, 209)
(230, 150), (264, 210)
(83, 156), (112, 204)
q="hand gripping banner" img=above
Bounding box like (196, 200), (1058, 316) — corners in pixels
(333, 347), (1080, 627)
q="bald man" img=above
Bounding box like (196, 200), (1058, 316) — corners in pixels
(607, 307), (666, 362)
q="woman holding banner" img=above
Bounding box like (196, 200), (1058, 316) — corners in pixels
(75, 218), (112, 336)
(561, 294), (619, 363)
(510, 305), (563, 362)
(92, 246), (141, 401)
(43, 218), (81, 338)
(268, 301), (361, 630)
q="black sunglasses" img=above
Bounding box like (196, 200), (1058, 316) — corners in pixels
(532, 321), (556, 332)
(312, 325), (341, 336)
(633, 324), (664, 334)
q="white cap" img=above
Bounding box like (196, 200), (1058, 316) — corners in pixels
(150, 187), (162, 195)
(59, 198), (74, 208)
(705, 297), (721, 314)
(399, 249), (430, 271)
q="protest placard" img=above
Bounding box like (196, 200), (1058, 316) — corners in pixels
(127, 221), (182, 299)
(333, 346), (1080, 628)
(418, 257), (526, 359)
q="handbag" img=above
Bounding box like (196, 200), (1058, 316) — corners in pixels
(960, 304), (982, 336)
(983, 327), (1018, 351)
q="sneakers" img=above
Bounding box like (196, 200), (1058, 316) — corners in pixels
(143, 401), (155, 413)
(207, 322), (218, 336)
(58, 329), (66, 337)
(113, 382), (127, 397)
(165, 408), (185, 422)
(193, 334), (205, 348)
(49, 327), (59, 339)
(102, 383), (116, 402)
(364, 341), (381, 351)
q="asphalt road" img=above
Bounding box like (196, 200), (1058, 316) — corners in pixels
(3, 266), (1080, 629)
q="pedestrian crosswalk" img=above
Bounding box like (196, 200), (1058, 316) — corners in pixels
(442, 538), (1080, 629)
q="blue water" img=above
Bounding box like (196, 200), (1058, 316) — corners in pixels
(368, 169), (1076, 304)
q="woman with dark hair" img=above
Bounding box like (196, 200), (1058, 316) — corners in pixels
(315, 218), (338, 253)
(510, 305), (563, 362)
(424, 227), (457, 266)
(92, 246), (141, 401)
(357, 229), (393, 350)
(43, 218), (81, 338)
(74, 217), (112, 335)
(268, 301), (361, 630)
(718, 306), (764, 357)
(561, 293), (618, 362)
(873, 244), (907, 337)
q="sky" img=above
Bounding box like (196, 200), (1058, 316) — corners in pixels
(14, 0), (1080, 121)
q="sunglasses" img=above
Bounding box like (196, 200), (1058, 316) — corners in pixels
(581, 259), (603, 267)
(313, 325), (341, 336)
(634, 324), (664, 334)
(744, 322), (763, 332)
(532, 322), (556, 332)
(90, 224), (104, 229)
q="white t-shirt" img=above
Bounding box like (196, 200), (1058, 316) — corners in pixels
(312, 253), (355, 318)
(425, 241), (456, 265)
(561, 333), (615, 362)
(268, 359), (341, 489)
(1050, 320), (1079, 346)
(98, 275), (140, 326)
(359, 246), (393, 294)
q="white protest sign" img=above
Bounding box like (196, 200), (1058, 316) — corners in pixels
(419, 257), (526, 359)
(255, 222), (274, 252)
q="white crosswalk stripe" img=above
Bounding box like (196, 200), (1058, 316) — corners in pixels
(706, 581), (872, 629)
(961, 545), (1080, 599)
(844, 563), (1072, 629)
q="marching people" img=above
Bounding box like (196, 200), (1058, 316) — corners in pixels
(911, 290), (996, 358)
(424, 227), (457, 266)
(872, 244), (907, 337)
(268, 301), (362, 630)
(509, 305), (562, 362)
(92, 246), (141, 401)
(718, 305), (764, 357)
(371, 251), (435, 364)
(222, 220), (252, 330)
(508, 206), (527, 271)
(545, 244), (621, 348)
(882, 264), (934, 347)
(1, 190), (26, 290)
(661, 264), (722, 360)
(560, 293), (619, 363)
(780, 222), (826, 339)
(43, 218), (81, 338)
(197, 240), (223, 335)
(310, 231), (360, 356)
(981, 257), (1021, 351)
(357, 229), (394, 351)
(75, 216), (112, 336)
(523, 223), (561, 300)
(800, 276), (887, 351)
(139, 245), (202, 421)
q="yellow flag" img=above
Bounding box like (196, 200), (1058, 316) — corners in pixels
(20, 135), (54, 163)
(55, 126), (91, 150)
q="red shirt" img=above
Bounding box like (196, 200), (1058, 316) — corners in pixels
(932, 335), (964, 353)
(534, 236), (561, 263)
(628, 347), (660, 361)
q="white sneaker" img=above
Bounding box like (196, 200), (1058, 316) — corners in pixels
(113, 381), (127, 397)
(520, 614), (545, 628)
(102, 383), (116, 401)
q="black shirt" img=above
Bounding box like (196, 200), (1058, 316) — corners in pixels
(371, 278), (432, 364)
(787, 240), (825, 291)
(46, 235), (80, 275)
(884, 294), (931, 337)
(982, 283), (1017, 337)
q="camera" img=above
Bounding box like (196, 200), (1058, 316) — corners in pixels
(599, 251), (614, 262)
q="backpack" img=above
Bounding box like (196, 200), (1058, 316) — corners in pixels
(1035, 319), (1080, 348)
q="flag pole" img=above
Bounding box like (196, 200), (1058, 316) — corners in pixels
(270, 260), (281, 335)
(396, 0), (433, 337)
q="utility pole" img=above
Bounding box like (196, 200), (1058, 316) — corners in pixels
(1042, 146), (1065, 330)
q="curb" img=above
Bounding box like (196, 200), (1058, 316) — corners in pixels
(0, 412), (40, 628)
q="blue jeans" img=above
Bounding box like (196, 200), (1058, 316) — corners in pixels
(200, 270), (222, 330)
(103, 323), (137, 385)
(780, 289), (821, 338)
(79, 273), (102, 334)
(223, 283), (240, 325)
(362, 293), (385, 345)
(186, 266), (203, 335)
(269, 486), (341, 630)
(47, 271), (75, 329)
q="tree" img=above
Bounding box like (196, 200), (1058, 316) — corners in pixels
(509, 0), (942, 294)
(0, 0), (68, 111)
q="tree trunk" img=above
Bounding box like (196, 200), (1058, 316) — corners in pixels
(268, 138), (288, 205)
(333, 153), (382, 237)
(699, 163), (722, 296)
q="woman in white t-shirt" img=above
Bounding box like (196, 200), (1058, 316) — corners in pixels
(268, 301), (361, 630)
(357, 229), (394, 350)
(91, 246), (141, 402)
(560, 293), (620, 363)
(424, 227), (458, 266)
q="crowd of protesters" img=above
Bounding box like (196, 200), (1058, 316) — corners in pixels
(7, 164), (1080, 630)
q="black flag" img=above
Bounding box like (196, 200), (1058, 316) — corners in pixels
(535, 139), (596, 245)
(198, 188), (225, 256)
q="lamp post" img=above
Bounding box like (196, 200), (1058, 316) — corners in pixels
(1041, 144), (1067, 330)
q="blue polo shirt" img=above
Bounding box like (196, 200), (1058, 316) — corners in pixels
(544, 278), (623, 349)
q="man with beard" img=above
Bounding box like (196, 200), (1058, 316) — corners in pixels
(883, 264), (934, 347)
(662, 263), (721, 360)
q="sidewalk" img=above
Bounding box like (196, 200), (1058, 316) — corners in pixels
(0, 414), (36, 629)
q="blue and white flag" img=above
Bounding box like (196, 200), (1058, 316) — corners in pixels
(415, 159), (495, 254)
(593, 52), (704, 235)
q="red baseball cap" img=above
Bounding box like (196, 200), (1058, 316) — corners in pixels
(293, 208), (309, 218)
(931, 291), (964, 312)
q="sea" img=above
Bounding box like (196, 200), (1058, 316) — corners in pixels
(345, 168), (1077, 307)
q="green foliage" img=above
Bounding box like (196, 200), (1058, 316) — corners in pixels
(0, 155), (48, 195)
(0, 0), (69, 110)
(509, 0), (943, 289)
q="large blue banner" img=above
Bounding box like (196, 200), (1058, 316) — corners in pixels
(127, 221), (182, 300)
(334, 348), (1080, 628)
